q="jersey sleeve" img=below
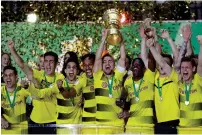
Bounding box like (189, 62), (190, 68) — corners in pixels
(28, 83), (59, 98)
(93, 69), (103, 80)
(144, 69), (155, 84)
(194, 73), (202, 88)
(32, 68), (43, 79)
(169, 68), (179, 83)
(114, 66), (126, 82)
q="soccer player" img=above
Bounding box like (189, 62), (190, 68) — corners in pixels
(80, 53), (96, 134)
(93, 29), (126, 134)
(123, 26), (156, 134)
(56, 58), (85, 134)
(151, 28), (181, 134)
(8, 40), (64, 134)
(1, 66), (30, 134)
(147, 35), (202, 134)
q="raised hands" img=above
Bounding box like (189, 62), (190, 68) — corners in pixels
(1, 117), (10, 129)
(146, 38), (155, 48)
(57, 79), (63, 89)
(102, 29), (108, 40)
(140, 26), (147, 38)
(181, 24), (192, 42)
(161, 29), (170, 39)
(197, 35), (202, 45)
(8, 40), (15, 49)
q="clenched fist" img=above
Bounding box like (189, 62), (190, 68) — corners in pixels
(197, 35), (202, 46)
(8, 40), (15, 49)
(57, 79), (63, 89)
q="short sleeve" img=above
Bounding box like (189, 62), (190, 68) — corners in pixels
(194, 73), (202, 87)
(144, 69), (155, 84)
(57, 73), (65, 79)
(169, 68), (179, 83)
(33, 68), (43, 79)
(114, 67), (126, 82)
(93, 69), (103, 80)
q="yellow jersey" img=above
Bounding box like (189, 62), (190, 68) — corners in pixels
(170, 70), (202, 127)
(56, 76), (86, 124)
(30, 69), (64, 123)
(1, 85), (30, 124)
(154, 69), (180, 123)
(124, 69), (155, 127)
(93, 68), (125, 126)
(1, 84), (30, 134)
(82, 74), (96, 124)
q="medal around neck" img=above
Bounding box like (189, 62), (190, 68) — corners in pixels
(135, 97), (139, 102)
(109, 94), (112, 98)
(185, 101), (189, 105)
(159, 97), (163, 101)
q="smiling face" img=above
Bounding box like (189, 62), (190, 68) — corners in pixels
(3, 69), (18, 88)
(83, 57), (94, 78)
(132, 59), (144, 78)
(102, 56), (115, 75)
(180, 61), (195, 82)
(44, 55), (57, 76)
(65, 62), (77, 81)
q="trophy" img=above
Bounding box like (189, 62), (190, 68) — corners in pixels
(143, 18), (155, 39)
(103, 9), (122, 45)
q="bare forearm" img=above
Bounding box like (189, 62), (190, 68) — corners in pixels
(186, 40), (194, 56)
(118, 42), (126, 67)
(149, 46), (165, 68)
(141, 38), (148, 68)
(167, 38), (179, 58)
(175, 41), (188, 70)
(9, 48), (24, 69)
(197, 47), (202, 76)
(95, 38), (106, 60)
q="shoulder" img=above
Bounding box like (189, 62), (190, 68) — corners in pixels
(56, 72), (65, 79)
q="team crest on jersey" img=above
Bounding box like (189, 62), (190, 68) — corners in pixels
(41, 80), (52, 88)
(90, 86), (94, 91)
(179, 88), (197, 94)
(102, 82), (107, 88)
(113, 86), (118, 90)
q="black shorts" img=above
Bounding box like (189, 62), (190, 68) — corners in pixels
(28, 119), (56, 134)
(154, 119), (179, 134)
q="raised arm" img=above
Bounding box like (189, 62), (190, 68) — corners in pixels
(93, 29), (108, 73)
(146, 38), (172, 76)
(175, 24), (192, 71)
(8, 40), (33, 77)
(118, 32), (126, 68)
(161, 29), (179, 61)
(140, 26), (148, 68)
(183, 24), (193, 57)
(197, 35), (202, 76)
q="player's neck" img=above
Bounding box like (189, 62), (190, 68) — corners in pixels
(184, 77), (193, 84)
(47, 72), (55, 77)
(105, 73), (114, 79)
(159, 73), (167, 78)
(6, 84), (17, 92)
(133, 75), (143, 81)
(66, 77), (77, 83)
